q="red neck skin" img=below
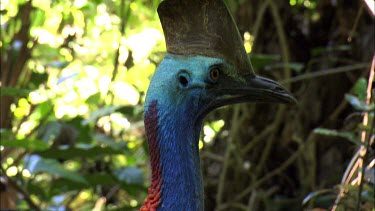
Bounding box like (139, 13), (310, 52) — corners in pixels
(140, 100), (162, 211)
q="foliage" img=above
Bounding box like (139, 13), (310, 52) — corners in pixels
(1, 0), (162, 210)
(0, 0), (374, 211)
(307, 81), (374, 210)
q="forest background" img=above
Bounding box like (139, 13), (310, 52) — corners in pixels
(1, 0), (374, 210)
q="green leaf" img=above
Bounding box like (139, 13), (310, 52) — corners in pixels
(116, 105), (144, 121)
(49, 178), (87, 196)
(0, 129), (13, 138)
(302, 189), (335, 206)
(313, 128), (363, 146)
(345, 94), (374, 111)
(0, 139), (49, 151)
(85, 173), (118, 186)
(353, 78), (368, 100)
(37, 122), (63, 142)
(67, 117), (92, 144)
(29, 100), (54, 121)
(114, 167), (144, 185)
(0, 87), (31, 97)
(311, 45), (351, 56)
(82, 106), (121, 125)
(94, 134), (128, 151)
(49, 172), (145, 197)
(107, 205), (138, 211)
(361, 183), (375, 202)
(26, 155), (87, 184)
(29, 72), (48, 89)
(33, 44), (61, 63)
(85, 92), (101, 105)
(249, 54), (280, 69)
(30, 8), (46, 28)
(116, 106), (136, 117)
(265, 62), (305, 73)
(26, 181), (49, 201)
(36, 145), (125, 159)
(49, 173), (117, 195)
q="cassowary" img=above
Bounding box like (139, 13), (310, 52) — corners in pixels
(140, 0), (296, 210)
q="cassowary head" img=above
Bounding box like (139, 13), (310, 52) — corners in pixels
(145, 0), (296, 124)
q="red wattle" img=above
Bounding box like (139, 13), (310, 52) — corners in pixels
(140, 100), (162, 211)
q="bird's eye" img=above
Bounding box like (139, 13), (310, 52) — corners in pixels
(209, 68), (220, 82)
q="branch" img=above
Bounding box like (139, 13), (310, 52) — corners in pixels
(233, 135), (308, 202)
(281, 63), (371, 84)
(331, 56), (375, 211)
(267, 0), (291, 89)
(216, 105), (242, 206)
(355, 55), (374, 210)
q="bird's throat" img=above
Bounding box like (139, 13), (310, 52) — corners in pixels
(141, 100), (204, 211)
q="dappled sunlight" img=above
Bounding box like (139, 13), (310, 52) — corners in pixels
(29, 90), (49, 104)
(78, 191), (91, 201)
(77, 105), (89, 116)
(75, 78), (98, 99)
(200, 120), (225, 149)
(126, 28), (164, 63)
(130, 199), (138, 208)
(22, 169), (32, 178)
(62, 90), (79, 103)
(62, 25), (84, 41)
(31, 29), (64, 47)
(98, 76), (111, 95)
(59, 48), (73, 62)
(198, 140), (204, 150)
(125, 62), (156, 93)
(110, 113), (131, 129)
(19, 0), (164, 124)
(0, 0), (8, 11)
(6, 157), (13, 167)
(6, 166), (18, 177)
(289, 0), (317, 8)
(44, 11), (63, 32)
(13, 98), (31, 118)
(0, 0), (17, 24)
(118, 44), (129, 64)
(243, 31), (254, 54)
(111, 81), (140, 105)
(97, 116), (111, 133)
(73, 0), (87, 9)
(83, 65), (100, 79)
(95, 4), (112, 30)
(203, 125), (215, 143)
(32, 0), (52, 11)
(17, 121), (38, 139)
(55, 104), (79, 119)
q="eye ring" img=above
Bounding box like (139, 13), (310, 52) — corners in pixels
(177, 71), (190, 88)
(209, 67), (220, 82)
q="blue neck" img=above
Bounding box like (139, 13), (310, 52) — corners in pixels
(145, 100), (204, 211)
(143, 54), (224, 210)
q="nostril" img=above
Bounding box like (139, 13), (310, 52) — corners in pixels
(179, 75), (189, 87)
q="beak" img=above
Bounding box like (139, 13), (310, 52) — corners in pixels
(199, 74), (296, 120)
(233, 75), (297, 104)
